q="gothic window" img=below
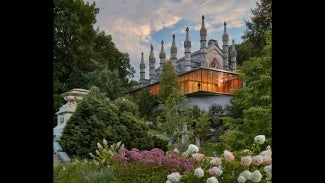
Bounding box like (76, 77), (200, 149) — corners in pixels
(209, 58), (220, 69)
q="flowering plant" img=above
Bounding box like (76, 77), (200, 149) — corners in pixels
(168, 135), (272, 183)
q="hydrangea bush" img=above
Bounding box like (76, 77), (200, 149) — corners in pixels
(170, 135), (272, 183)
(62, 135), (271, 183)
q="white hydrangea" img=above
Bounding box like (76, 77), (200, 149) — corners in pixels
(194, 167), (204, 178)
(167, 172), (181, 182)
(187, 144), (199, 154)
(250, 170), (262, 182)
(264, 165), (272, 178)
(259, 150), (272, 157)
(254, 135), (265, 144)
(238, 175), (246, 183)
(239, 170), (252, 180)
(206, 176), (219, 183)
(252, 155), (264, 166)
(241, 156), (252, 166)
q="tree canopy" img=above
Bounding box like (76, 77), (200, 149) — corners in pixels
(220, 32), (272, 150)
(53, 0), (135, 126)
(158, 60), (179, 104)
(60, 86), (154, 158)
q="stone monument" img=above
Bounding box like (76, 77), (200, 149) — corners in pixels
(53, 88), (89, 141)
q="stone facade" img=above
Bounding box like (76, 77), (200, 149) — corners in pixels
(53, 88), (89, 141)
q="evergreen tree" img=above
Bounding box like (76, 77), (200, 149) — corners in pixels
(158, 60), (179, 104)
(60, 86), (120, 158)
(60, 86), (154, 158)
(220, 32), (272, 150)
(137, 88), (155, 118)
(242, 0), (272, 51)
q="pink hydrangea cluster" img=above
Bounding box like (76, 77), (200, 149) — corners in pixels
(113, 147), (195, 174)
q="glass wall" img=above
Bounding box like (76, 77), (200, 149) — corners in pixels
(178, 68), (242, 95)
(131, 68), (243, 98)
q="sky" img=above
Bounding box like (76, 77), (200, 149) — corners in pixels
(86, 0), (259, 81)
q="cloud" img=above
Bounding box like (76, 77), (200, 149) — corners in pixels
(87, 0), (258, 81)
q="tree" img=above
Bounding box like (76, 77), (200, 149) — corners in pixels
(235, 41), (260, 66)
(242, 0), (272, 51)
(60, 86), (120, 158)
(220, 32), (272, 150)
(158, 60), (179, 104)
(53, 0), (135, 126)
(60, 86), (154, 158)
(137, 88), (155, 118)
(85, 68), (126, 100)
(190, 105), (210, 148)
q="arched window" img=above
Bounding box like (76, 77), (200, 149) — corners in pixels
(209, 58), (221, 69)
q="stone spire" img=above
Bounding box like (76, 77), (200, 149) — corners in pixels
(159, 40), (166, 75)
(139, 52), (146, 86)
(200, 15), (207, 66)
(222, 21), (229, 70)
(184, 27), (191, 72)
(170, 34), (178, 68)
(149, 44), (156, 83)
(230, 39), (237, 72)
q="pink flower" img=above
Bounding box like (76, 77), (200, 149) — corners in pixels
(223, 150), (234, 162)
(240, 156), (252, 166)
(192, 153), (205, 161)
(210, 157), (222, 166)
(208, 166), (223, 176)
(251, 155), (263, 166)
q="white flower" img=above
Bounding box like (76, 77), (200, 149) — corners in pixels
(167, 172), (182, 182)
(223, 150), (234, 162)
(254, 135), (265, 144)
(194, 167), (204, 178)
(239, 170), (252, 180)
(238, 175), (246, 183)
(210, 157), (222, 166)
(264, 165), (272, 178)
(259, 150), (272, 157)
(95, 150), (100, 156)
(241, 156), (252, 166)
(103, 139), (107, 146)
(166, 180), (172, 183)
(251, 155), (264, 166)
(251, 170), (262, 182)
(208, 166), (223, 176)
(206, 176), (219, 183)
(187, 144), (199, 154)
(97, 143), (102, 149)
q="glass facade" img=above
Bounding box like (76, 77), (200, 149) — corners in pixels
(130, 68), (242, 98)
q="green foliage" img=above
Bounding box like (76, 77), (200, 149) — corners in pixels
(152, 135), (169, 152)
(53, 159), (115, 183)
(119, 111), (154, 149)
(159, 88), (190, 149)
(60, 86), (120, 158)
(53, 0), (135, 126)
(114, 97), (139, 117)
(242, 0), (272, 51)
(158, 60), (179, 104)
(221, 32), (272, 150)
(137, 88), (155, 118)
(235, 41), (261, 65)
(85, 68), (126, 100)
